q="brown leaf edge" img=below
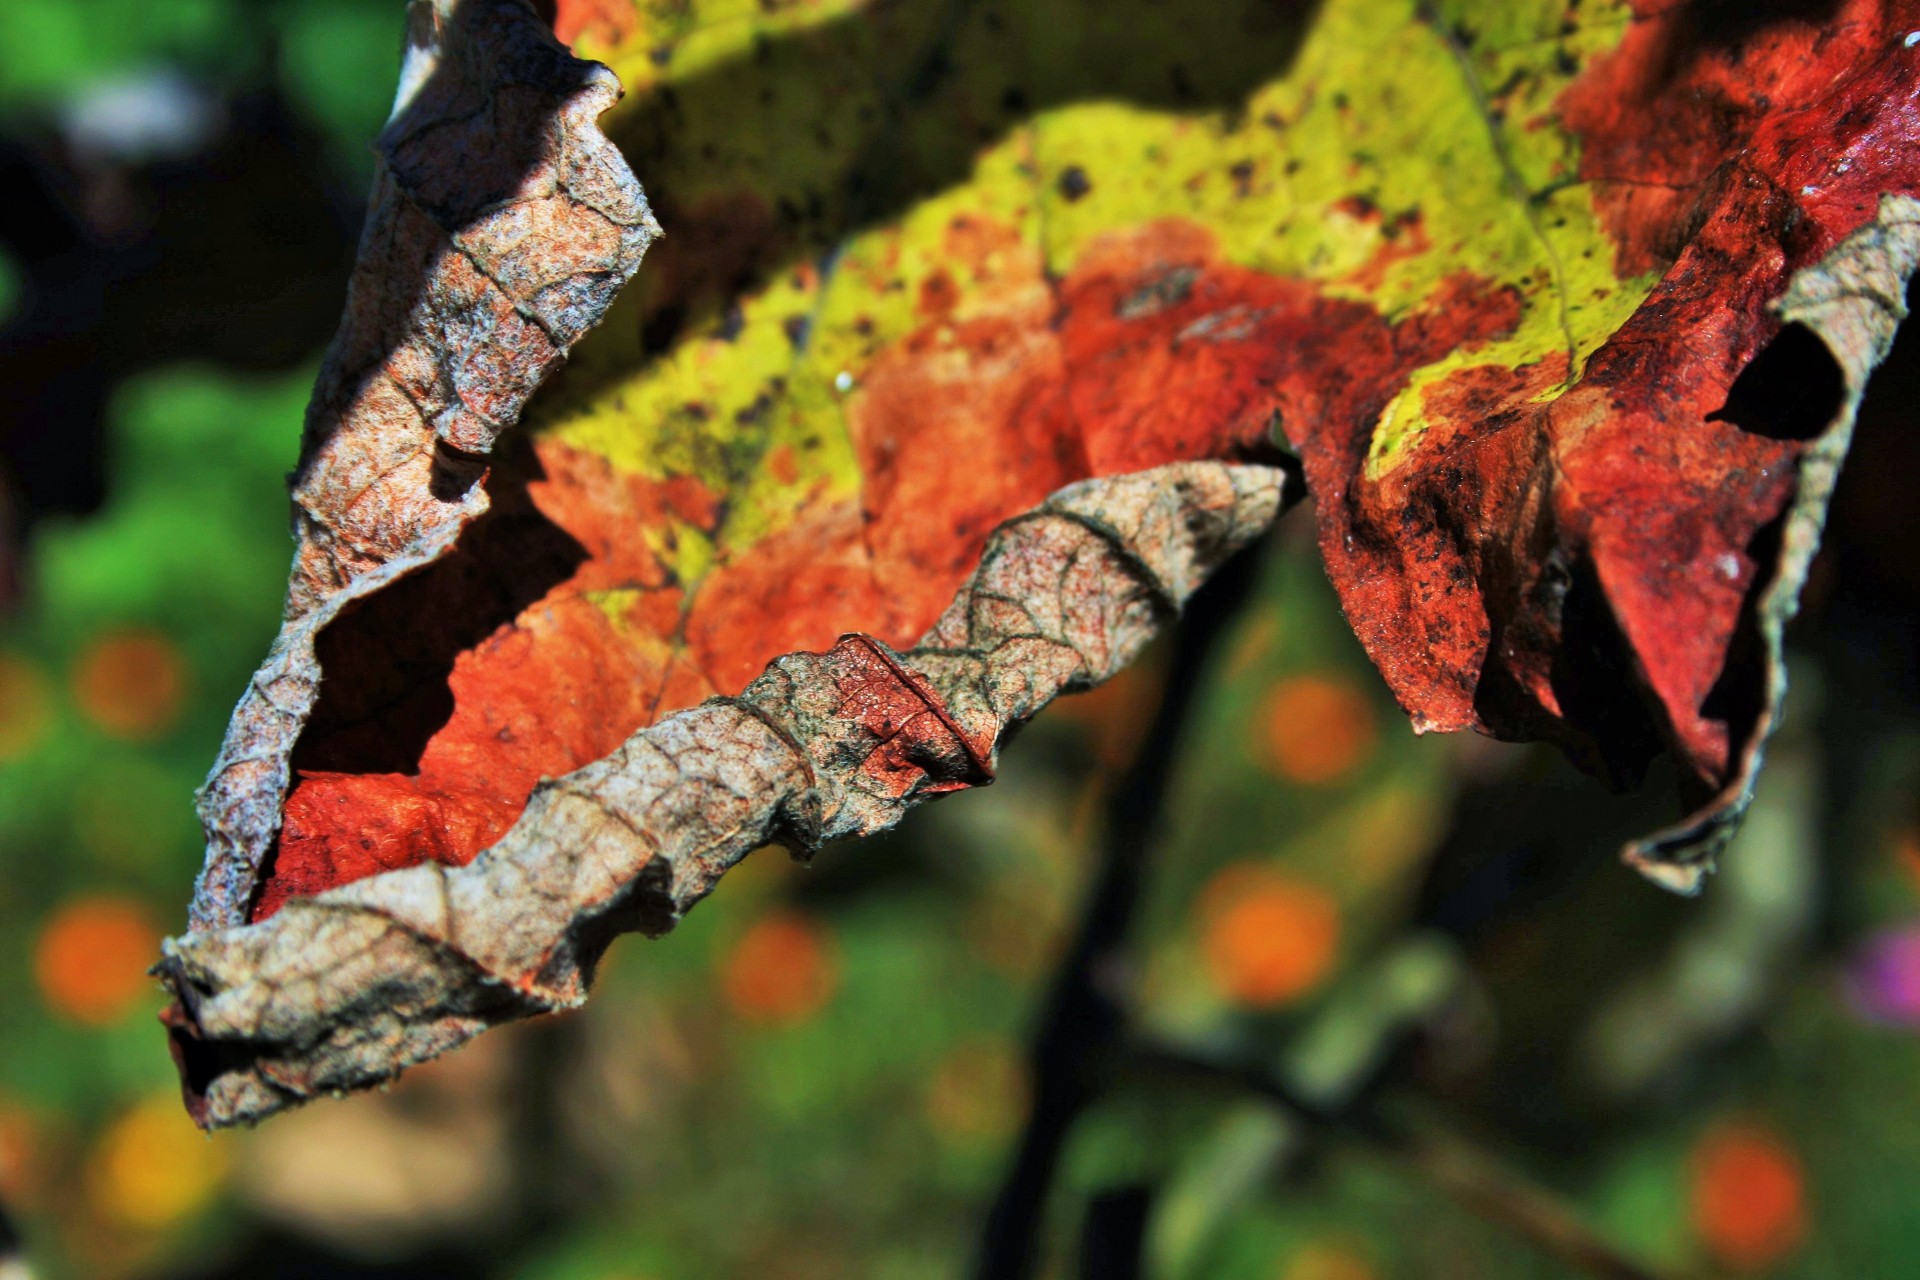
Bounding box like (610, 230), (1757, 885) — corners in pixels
(158, 461), (1290, 1130)
(188, 0), (657, 933)
(1623, 194), (1920, 893)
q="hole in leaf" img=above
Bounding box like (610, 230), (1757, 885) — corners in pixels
(293, 441), (588, 777)
(1699, 511), (1787, 776)
(1706, 322), (1844, 443)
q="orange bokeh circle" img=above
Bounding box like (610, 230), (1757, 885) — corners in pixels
(722, 911), (838, 1025)
(1199, 864), (1341, 1007)
(72, 630), (188, 741)
(1689, 1121), (1808, 1272)
(34, 897), (161, 1026)
(1257, 674), (1376, 786)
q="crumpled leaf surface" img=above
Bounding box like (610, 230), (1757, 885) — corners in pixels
(189, 0), (656, 931)
(166, 461), (1285, 1128)
(164, 0), (1920, 1123)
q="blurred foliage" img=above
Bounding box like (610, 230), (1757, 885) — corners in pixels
(1, 2), (1919, 1279)
(0, 364), (303, 1271)
(0, 0), (239, 103)
(0, 0), (398, 177)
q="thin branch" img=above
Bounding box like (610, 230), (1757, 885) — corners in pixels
(973, 538), (1271, 1280)
(1392, 1127), (1669, 1280)
(1079, 1185), (1153, 1280)
(1133, 1045), (1670, 1280)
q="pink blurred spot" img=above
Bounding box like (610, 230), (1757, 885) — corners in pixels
(1845, 925), (1920, 1025)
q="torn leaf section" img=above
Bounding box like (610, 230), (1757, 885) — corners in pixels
(1624, 195), (1920, 892)
(187, 0), (655, 931)
(158, 461), (1288, 1130)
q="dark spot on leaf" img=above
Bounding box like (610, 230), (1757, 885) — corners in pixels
(1057, 165), (1092, 202)
(735, 393), (774, 426)
(1707, 322), (1844, 442)
(1333, 193), (1378, 219)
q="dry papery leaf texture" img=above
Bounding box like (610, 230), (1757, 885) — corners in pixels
(165, 461), (1286, 1128)
(186, 0), (656, 933)
(160, 0), (1920, 1126)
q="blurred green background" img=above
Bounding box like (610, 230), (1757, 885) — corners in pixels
(2, 3), (1920, 1278)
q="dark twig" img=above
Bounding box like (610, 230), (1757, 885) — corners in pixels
(972, 477), (1654, 1280)
(973, 540), (1270, 1280)
(1389, 1128), (1666, 1280)
(0, 1196), (31, 1280)
(1079, 1185), (1153, 1280)
(1134, 1045), (1669, 1280)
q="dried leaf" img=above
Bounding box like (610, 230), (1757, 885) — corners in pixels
(162, 462), (1287, 1128)
(162, 0), (1920, 1123)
